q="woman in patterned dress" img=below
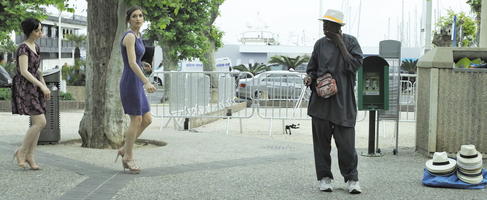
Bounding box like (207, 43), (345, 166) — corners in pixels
(11, 18), (51, 170)
(115, 7), (156, 173)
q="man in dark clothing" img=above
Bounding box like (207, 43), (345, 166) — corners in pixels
(304, 9), (363, 194)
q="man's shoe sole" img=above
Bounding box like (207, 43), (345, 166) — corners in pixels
(349, 189), (361, 194)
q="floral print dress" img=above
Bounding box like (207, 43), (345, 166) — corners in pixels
(11, 43), (46, 115)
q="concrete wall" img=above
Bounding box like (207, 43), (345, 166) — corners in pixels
(415, 68), (431, 154)
(436, 69), (487, 153)
(416, 47), (487, 155)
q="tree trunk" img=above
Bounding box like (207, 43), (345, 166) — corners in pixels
(203, 40), (218, 88)
(202, 41), (216, 72)
(159, 40), (178, 103)
(160, 40), (178, 71)
(79, 0), (128, 149)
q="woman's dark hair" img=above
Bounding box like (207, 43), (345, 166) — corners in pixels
(21, 18), (41, 37)
(126, 7), (143, 23)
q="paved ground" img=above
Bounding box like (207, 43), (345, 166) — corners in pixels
(0, 110), (486, 200)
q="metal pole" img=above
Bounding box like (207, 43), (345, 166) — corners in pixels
(356, 0), (362, 38)
(401, 0), (404, 43)
(282, 120), (285, 135)
(424, 0), (433, 52)
(375, 110), (380, 153)
(239, 118), (243, 134)
(318, 0), (323, 37)
(58, 12), (62, 67)
(368, 110), (376, 155)
(480, 0), (487, 47)
(451, 15), (457, 47)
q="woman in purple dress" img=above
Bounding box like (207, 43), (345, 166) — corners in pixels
(116, 7), (156, 174)
(12, 18), (51, 170)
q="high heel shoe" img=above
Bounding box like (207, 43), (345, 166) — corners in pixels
(13, 149), (26, 169)
(114, 149), (125, 163)
(25, 158), (40, 170)
(122, 159), (140, 174)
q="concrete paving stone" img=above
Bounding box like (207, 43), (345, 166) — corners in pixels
(1, 110), (485, 200)
(0, 149), (87, 200)
(113, 149), (485, 200)
(113, 148), (486, 200)
(38, 129), (312, 171)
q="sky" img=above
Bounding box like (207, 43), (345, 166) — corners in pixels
(214, 0), (472, 47)
(48, 0), (473, 48)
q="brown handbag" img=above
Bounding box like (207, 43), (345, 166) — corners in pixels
(315, 73), (337, 98)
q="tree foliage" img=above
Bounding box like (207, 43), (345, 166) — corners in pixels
(268, 55), (310, 70)
(0, 0), (72, 45)
(466, 0), (481, 46)
(466, 0), (481, 20)
(232, 63), (270, 75)
(432, 10), (476, 47)
(140, 0), (224, 70)
(65, 33), (86, 59)
(400, 59), (418, 74)
(65, 33), (86, 47)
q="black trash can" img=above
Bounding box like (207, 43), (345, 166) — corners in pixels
(0, 65), (12, 88)
(33, 68), (61, 144)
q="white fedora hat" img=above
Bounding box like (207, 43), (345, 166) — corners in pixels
(459, 167), (482, 175)
(425, 152), (457, 174)
(457, 161), (483, 171)
(456, 145), (482, 165)
(318, 9), (346, 26)
(457, 170), (483, 184)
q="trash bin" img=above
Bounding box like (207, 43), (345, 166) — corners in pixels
(416, 47), (487, 156)
(32, 68), (60, 144)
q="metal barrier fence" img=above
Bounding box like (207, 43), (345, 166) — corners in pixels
(149, 71), (254, 134)
(399, 73), (417, 122)
(251, 71), (312, 135)
(148, 71), (417, 135)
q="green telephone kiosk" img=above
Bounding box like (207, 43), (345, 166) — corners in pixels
(357, 55), (389, 156)
(358, 56), (389, 110)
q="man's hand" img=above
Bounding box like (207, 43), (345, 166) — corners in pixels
(142, 61), (152, 73)
(304, 75), (312, 86)
(326, 31), (353, 63)
(325, 31), (343, 44)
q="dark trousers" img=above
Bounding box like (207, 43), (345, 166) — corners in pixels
(312, 117), (358, 182)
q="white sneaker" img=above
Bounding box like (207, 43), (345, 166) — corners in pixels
(319, 177), (333, 192)
(347, 180), (362, 194)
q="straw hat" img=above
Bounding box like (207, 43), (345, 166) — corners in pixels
(458, 167), (482, 175)
(318, 9), (345, 26)
(456, 145), (482, 168)
(457, 170), (484, 184)
(425, 152), (457, 174)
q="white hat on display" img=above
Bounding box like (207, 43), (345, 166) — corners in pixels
(457, 170), (484, 185)
(425, 152), (457, 174)
(456, 145), (483, 169)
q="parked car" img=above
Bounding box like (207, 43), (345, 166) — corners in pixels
(149, 64), (164, 86)
(236, 71), (310, 100)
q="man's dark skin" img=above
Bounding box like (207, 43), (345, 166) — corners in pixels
(305, 20), (353, 86)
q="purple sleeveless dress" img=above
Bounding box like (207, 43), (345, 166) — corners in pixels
(119, 31), (150, 115)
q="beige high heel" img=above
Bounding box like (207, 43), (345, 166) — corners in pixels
(25, 158), (40, 170)
(13, 149), (26, 169)
(122, 159), (140, 174)
(114, 149), (125, 163)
